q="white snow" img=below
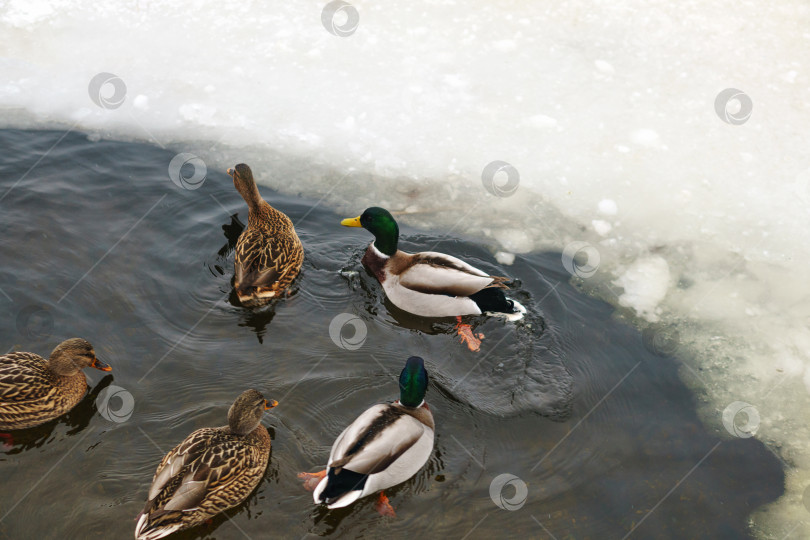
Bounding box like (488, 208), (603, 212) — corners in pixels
(591, 219), (612, 236)
(598, 199), (618, 216)
(0, 1), (809, 535)
(494, 251), (516, 266)
(594, 60), (615, 74)
(630, 128), (661, 148)
(613, 256), (671, 321)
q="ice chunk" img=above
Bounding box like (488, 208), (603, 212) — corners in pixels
(592, 219), (612, 236)
(613, 256), (671, 321)
(597, 199), (618, 216)
(495, 251), (516, 265)
(594, 60), (614, 74)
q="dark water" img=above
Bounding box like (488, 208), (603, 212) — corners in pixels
(0, 129), (783, 539)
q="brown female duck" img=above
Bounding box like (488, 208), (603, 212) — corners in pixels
(227, 164), (304, 307)
(135, 389), (277, 540)
(0, 338), (111, 430)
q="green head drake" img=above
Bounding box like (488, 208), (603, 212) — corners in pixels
(398, 356), (428, 407)
(341, 207), (399, 256)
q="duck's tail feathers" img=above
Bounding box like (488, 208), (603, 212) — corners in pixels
(493, 299), (526, 322)
(134, 511), (184, 540)
(470, 286), (522, 314)
(315, 468), (368, 508)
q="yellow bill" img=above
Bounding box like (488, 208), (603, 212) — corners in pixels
(341, 216), (362, 227)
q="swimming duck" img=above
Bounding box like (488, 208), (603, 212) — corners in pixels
(341, 207), (525, 350)
(0, 338), (111, 430)
(299, 356), (434, 517)
(227, 164), (304, 307)
(135, 389), (277, 540)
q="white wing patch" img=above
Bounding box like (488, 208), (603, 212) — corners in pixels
(383, 274), (483, 317)
(398, 264), (493, 295)
(396, 251), (495, 299)
(328, 404), (389, 465)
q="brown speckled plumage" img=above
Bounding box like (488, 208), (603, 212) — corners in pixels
(135, 389), (275, 540)
(229, 164), (303, 307)
(0, 338), (108, 430)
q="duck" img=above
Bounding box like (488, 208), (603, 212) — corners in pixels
(0, 338), (111, 430)
(135, 389), (277, 540)
(341, 207), (525, 350)
(298, 356), (434, 517)
(227, 164), (304, 307)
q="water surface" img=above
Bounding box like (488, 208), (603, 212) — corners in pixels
(0, 130), (783, 539)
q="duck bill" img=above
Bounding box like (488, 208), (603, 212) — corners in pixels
(341, 216), (362, 227)
(226, 168), (234, 176)
(265, 399), (278, 410)
(91, 357), (112, 372)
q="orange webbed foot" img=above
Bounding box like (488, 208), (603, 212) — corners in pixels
(374, 491), (396, 518)
(298, 470), (327, 491)
(0, 433), (12, 451)
(455, 316), (484, 352)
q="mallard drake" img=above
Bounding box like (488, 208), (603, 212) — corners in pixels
(0, 338), (111, 430)
(135, 389), (277, 540)
(227, 164), (304, 307)
(341, 207), (525, 349)
(299, 356), (434, 517)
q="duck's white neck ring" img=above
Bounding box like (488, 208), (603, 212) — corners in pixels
(370, 243), (391, 259)
(395, 399), (426, 408)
